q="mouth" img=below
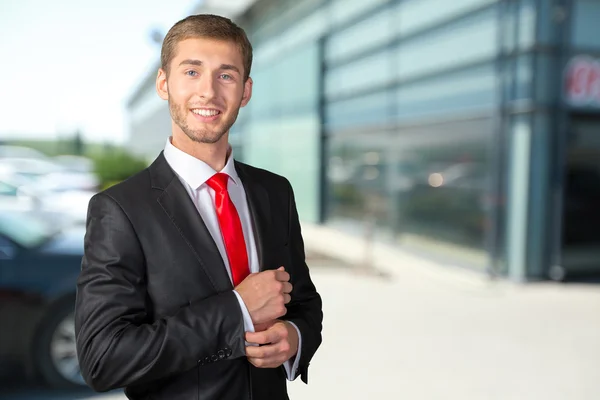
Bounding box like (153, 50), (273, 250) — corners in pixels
(190, 108), (222, 122)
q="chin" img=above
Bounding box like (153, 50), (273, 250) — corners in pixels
(187, 131), (226, 144)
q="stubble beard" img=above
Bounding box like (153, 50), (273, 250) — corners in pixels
(169, 96), (242, 144)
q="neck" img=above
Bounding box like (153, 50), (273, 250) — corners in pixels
(171, 131), (230, 171)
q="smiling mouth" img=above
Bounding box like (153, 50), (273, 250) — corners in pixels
(191, 108), (221, 117)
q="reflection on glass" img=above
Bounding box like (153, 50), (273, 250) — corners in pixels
(326, 119), (493, 266)
(561, 116), (600, 275)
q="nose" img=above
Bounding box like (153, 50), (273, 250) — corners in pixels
(197, 72), (216, 100)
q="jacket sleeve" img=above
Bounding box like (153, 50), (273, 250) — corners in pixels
(282, 180), (323, 384)
(75, 192), (246, 392)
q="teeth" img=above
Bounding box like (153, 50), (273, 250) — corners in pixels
(192, 109), (220, 117)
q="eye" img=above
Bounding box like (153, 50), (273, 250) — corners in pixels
(220, 74), (233, 80)
(186, 70), (198, 77)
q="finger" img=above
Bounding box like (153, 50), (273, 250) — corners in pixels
(246, 327), (280, 344)
(275, 270), (290, 282)
(247, 355), (284, 369)
(254, 320), (277, 332)
(283, 293), (291, 304)
(282, 282), (293, 294)
(277, 266), (285, 271)
(246, 343), (279, 359)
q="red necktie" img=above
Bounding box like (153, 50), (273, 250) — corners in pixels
(206, 173), (250, 286)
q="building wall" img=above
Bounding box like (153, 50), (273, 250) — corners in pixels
(239, 0), (503, 270)
(126, 0), (596, 279)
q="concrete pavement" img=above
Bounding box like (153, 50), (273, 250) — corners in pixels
(288, 252), (600, 400)
(4, 241), (599, 399)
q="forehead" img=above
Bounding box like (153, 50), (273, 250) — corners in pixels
(171, 37), (244, 68)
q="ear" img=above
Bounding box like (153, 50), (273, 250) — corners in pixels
(240, 77), (253, 107)
(156, 68), (169, 100)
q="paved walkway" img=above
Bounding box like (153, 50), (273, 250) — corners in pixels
(289, 251), (600, 400)
(5, 235), (600, 399)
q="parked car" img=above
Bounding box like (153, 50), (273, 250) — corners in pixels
(0, 211), (86, 388)
(0, 145), (48, 160)
(53, 155), (95, 174)
(0, 173), (93, 227)
(0, 157), (98, 192)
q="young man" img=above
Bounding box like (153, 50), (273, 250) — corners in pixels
(74, 14), (323, 400)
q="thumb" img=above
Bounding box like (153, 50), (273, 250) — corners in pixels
(277, 266), (285, 271)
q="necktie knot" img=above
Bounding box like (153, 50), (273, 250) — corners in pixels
(207, 173), (229, 193)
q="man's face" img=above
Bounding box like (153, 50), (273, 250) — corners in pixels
(156, 38), (252, 145)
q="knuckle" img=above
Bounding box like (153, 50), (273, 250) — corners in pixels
(281, 342), (290, 353)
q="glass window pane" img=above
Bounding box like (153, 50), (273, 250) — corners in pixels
(278, 43), (320, 112)
(518, 0), (536, 49)
(561, 116), (600, 274)
(326, 131), (396, 230)
(251, 43), (320, 117)
(326, 8), (394, 63)
(329, 0), (391, 27)
(396, 63), (497, 118)
(325, 49), (393, 98)
(244, 114), (321, 222)
(515, 54), (533, 100)
(572, 0), (600, 50)
(396, 8), (499, 81)
(396, 0), (497, 37)
(326, 118), (494, 268)
(326, 90), (393, 130)
(537, 0), (561, 46)
(500, 0), (517, 53)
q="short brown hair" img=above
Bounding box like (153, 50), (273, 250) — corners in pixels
(161, 14), (253, 81)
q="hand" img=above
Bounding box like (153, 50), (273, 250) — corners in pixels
(253, 319), (277, 332)
(245, 320), (299, 368)
(235, 267), (293, 326)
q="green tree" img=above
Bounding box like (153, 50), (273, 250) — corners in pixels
(93, 150), (147, 190)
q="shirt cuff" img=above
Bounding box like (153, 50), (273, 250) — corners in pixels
(233, 290), (256, 347)
(283, 321), (302, 381)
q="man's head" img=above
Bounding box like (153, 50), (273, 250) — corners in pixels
(156, 14), (253, 146)
(161, 14), (253, 81)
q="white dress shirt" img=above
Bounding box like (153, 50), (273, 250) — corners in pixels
(163, 137), (301, 380)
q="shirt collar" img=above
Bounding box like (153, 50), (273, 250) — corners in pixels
(163, 137), (240, 190)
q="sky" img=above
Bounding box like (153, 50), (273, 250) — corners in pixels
(0, 0), (199, 144)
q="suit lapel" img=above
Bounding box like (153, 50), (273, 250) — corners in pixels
(150, 153), (232, 293)
(235, 161), (272, 271)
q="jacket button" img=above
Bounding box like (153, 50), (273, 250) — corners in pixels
(211, 354), (219, 362)
(204, 356), (211, 364)
(218, 350), (226, 359)
(198, 359), (204, 365)
(225, 348), (232, 357)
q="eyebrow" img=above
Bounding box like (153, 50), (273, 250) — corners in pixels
(179, 59), (241, 74)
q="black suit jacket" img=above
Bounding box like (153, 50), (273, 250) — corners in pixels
(74, 153), (323, 400)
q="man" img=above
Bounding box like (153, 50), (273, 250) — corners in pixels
(74, 14), (323, 400)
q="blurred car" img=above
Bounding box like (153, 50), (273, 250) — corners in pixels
(53, 155), (95, 174)
(0, 170), (93, 226)
(0, 145), (48, 160)
(0, 157), (99, 192)
(0, 211), (86, 388)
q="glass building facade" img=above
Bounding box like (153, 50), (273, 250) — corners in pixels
(128, 0), (600, 281)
